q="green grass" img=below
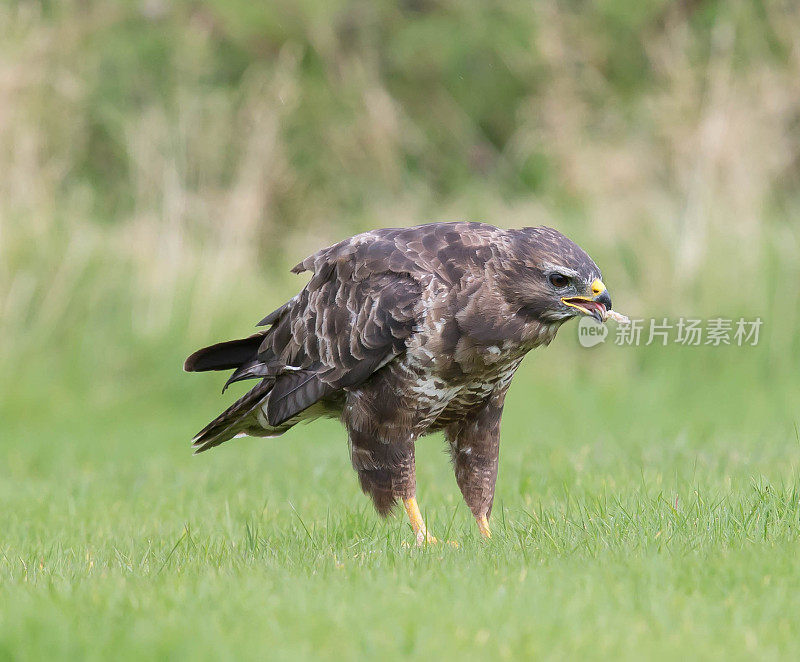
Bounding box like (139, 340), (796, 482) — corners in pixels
(3, 331), (800, 660)
(4, 1), (800, 658)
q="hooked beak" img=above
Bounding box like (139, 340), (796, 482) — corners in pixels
(561, 279), (612, 323)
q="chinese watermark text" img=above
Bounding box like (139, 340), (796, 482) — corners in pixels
(577, 317), (762, 348)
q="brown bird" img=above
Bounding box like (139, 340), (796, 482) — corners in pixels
(185, 222), (614, 544)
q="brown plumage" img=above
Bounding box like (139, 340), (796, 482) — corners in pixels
(185, 222), (614, 542)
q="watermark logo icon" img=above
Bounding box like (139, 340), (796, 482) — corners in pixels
(577, 316), (608, 347)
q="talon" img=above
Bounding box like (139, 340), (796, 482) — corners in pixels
(417, 530), (438, 546)
(402, 537), (459, 549)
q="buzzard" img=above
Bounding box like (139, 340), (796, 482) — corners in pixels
(185, 222), (617, 544)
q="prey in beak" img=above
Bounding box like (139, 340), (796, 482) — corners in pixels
(562, 279), (612, 323)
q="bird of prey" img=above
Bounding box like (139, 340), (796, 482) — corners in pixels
(185, 222), (616, 544)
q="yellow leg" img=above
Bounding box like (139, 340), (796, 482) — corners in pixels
(476, 514), (491, 539)
(403, 497), (437, 545)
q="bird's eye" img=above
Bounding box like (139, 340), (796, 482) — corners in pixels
(549, 273), (569, 288)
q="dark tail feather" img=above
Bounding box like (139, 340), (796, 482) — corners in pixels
(191, 379), (274, 453)
(222, 360), (271, 393)
(184, 333), (265, 372)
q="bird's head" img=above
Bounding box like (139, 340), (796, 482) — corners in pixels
(503, 227), (612, 325)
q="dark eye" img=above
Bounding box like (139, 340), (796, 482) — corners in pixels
(549, 273), (569, 288)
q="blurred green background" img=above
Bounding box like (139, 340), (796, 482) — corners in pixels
(2, 1), (800, 659)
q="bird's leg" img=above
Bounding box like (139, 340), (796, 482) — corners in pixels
(476, 514), (492, 539)
(403, 496), (437, 544)
(446, 390), (505, 540)
(348, 427), (422, 529)
(347, 429), (443, 545)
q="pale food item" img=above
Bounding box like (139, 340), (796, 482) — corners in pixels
(603, 310), (630, 324)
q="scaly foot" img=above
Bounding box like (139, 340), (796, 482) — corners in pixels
(476, 514), (491, 539)
(402, 497), (459, 547)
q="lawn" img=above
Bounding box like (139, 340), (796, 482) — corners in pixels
(3, 324), (799, 660)
(4, 1), (800, 658)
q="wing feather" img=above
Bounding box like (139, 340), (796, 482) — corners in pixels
(267, 366), (333, 427)
(254, 237), (424, 424)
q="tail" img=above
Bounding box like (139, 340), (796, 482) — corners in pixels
(185, 325), (336, 452)
(185, 332), (278, 453)
(189, 379), (277, 453)
(184, 333), (265, 373)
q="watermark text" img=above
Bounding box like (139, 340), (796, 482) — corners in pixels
(577, 317), (762, 348)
